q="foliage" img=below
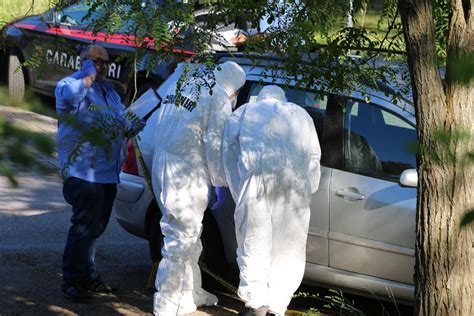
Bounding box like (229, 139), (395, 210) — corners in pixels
(0, 86), (56, 186)
(448, 52), (474, 84)
(61, 105), (143, 173)
(0, 116), (55, 187)
(410, 128), (474, 167)
(295, 290), (365, 315)
(76, 0), (412, 104)
(433, 0), (449, 62)
(0, 0), (51, 28)
(461, 210), (474, 227)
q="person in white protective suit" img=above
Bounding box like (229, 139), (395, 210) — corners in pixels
(151, 61), (246, 315)
(222, 85), (321, 316)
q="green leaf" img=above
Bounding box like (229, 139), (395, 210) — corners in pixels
(460, 210), (474, 228)
(448, 53), (474, 84)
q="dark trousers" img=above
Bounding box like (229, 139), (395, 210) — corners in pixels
(62, 177), (117, 285)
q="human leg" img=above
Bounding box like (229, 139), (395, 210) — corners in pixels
(152, 171), (211, 315)
(153, 216), (206, 315)
(235, 175), (272, 310)
(189, 257), (218, 307)
(267, 196), (310, 315)
(85, 183), (116, 292)
(62, 178), (116, 297)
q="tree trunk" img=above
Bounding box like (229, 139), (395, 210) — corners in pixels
(399, 0), (474, 314)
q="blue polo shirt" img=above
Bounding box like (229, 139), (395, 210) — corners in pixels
(55, 71), (128, 184)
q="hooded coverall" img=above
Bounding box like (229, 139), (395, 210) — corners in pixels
(223, 85), (321, 315)
(151, 61), (246, 315)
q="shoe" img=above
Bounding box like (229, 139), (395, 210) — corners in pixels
(238, 306), (269, 316)
(85, 276), (117, 293)
(178, 288), (219, 314)
(62, 283), (92, 303)
(194, 288), (218, 307)
(154, 292), (192, 315)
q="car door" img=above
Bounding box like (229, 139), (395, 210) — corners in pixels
(329, 97), (417, 284)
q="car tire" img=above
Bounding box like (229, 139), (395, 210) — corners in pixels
(8, 51), (26, 106)
(148, 209), (164, 263)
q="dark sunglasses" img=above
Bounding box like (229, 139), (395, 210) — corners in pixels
(89, 58), (110, 66)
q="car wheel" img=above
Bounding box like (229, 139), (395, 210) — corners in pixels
(148, 209), (164, 263)
(8, 51), (26, 106)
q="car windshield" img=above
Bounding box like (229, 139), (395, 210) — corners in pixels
(53, 1), (138, 31)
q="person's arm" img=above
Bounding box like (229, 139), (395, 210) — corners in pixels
(305, 112), (322, 193)
(222, 105), (246, 202)
(55, 60), (96, 112)
(55, 77), (89, 112)
(204, 91), (233, 187)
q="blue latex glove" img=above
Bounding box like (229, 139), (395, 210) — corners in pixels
(125, 118), (146, 137)
(211, 187), (226, 210)
(135, 118), (146, 132)
(79, 59), (97, 78)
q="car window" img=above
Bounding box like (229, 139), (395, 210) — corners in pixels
(58, 2), (98, 26)
(58, 2), (139, 32)
(245, 83), (327, 140)
(344, 99), (417, 180)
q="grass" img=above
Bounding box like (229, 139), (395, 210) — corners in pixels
(313, 9), (405, 54)
(0, 0), (52, 27)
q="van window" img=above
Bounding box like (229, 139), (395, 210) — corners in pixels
(344, 99), (417, 180)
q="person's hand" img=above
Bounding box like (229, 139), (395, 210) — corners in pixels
(80, 59), (97, 77)
(211, 187), (227, 210)
(124, 117), (146, 138)
(80, 59), (96, 87)
(135, 118), (146, 133)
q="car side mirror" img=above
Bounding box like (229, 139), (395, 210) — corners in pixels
(399, 168), (418, 188)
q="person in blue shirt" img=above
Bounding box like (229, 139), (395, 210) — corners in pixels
(56, 45), (143, 302)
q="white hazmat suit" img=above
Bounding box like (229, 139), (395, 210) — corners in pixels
(151, 61), (246, 315)
(223, 85), (321, 315)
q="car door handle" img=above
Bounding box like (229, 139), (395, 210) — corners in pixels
(336, 189), (365, 200)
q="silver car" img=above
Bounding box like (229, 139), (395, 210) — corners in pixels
(114, 55), (418, 303)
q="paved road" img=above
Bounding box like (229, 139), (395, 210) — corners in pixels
(0, 173), (245, 316)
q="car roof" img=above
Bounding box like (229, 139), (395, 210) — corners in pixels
(216, 53), (415, 124)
